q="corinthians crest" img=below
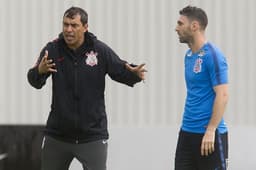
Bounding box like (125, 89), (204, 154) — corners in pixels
(193, 58), (203, 73)
(85, 51), (98, 66)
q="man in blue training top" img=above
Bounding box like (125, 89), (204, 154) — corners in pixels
(174, 6), (229, 170)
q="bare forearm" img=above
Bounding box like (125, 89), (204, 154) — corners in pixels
(207, 85), (229, 131)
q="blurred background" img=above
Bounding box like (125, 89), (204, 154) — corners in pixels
(0, 0), (255, 169)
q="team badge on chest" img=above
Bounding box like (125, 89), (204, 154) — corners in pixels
(85, 51), (98, 67)
(193, 58), (203, 73)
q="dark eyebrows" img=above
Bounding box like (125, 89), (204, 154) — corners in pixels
(63, 22), (80, 27)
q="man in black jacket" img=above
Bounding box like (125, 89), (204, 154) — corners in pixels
(27, 7), (146, 170)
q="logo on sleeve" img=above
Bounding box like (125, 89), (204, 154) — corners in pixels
(85, 51), (98, 67)
(193, 58), (203, 73)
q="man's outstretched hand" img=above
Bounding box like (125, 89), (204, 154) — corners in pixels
(38, 50), (57, 74)
(125, 63), (147, 80)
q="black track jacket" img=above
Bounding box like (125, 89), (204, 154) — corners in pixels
(27, 32), (141, 143)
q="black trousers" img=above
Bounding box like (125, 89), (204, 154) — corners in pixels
(41, 136), (108, 170)
(175, 130), (228, 170)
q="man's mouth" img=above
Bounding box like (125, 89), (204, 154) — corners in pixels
(65, 35), (74, 41)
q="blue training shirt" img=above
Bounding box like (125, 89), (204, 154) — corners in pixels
(181, 42), (228, 134)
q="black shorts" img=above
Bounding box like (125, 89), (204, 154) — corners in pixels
(175, 130), (228, 170)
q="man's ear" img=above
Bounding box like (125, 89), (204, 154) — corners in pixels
(83, 23), (88, 32)
(191, 21), (199, 32)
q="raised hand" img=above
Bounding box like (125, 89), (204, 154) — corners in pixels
(38, 50), (57, 74)
(125, 63), (147, 80)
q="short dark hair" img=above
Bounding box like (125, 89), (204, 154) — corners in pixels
(179, 6), (208, 30)
(63, 7), (88, 25)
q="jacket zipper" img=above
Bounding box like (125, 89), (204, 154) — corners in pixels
(74, 59), (79, 144)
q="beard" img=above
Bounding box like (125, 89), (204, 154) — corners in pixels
(178, 34), (193, 44)
(179, 37), (189, 43)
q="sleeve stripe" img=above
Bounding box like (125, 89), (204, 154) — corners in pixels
(208, 44), (221, 84)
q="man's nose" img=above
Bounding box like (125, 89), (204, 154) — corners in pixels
(66, 25), (73, 32)
(175, 26), (179, 32)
